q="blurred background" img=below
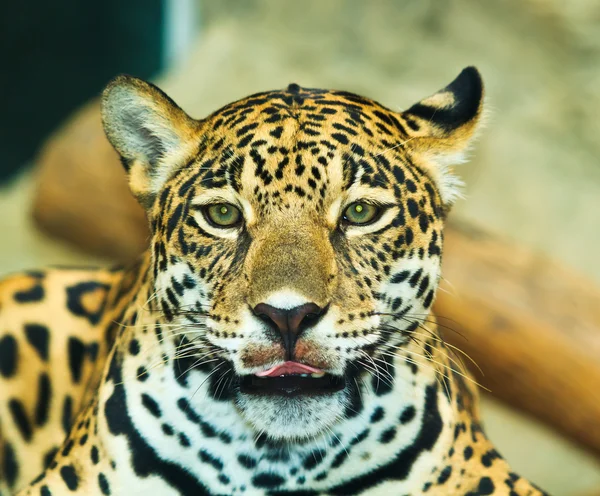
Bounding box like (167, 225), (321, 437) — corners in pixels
(1, 1), (599, 494)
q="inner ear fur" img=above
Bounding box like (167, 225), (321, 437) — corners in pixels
(101, 75), (200, 210)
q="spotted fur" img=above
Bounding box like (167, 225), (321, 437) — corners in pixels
(0, 68), (548, 495)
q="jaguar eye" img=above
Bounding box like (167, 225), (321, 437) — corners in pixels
(342, 202), (381, 225)
(204, 203), (242, 228)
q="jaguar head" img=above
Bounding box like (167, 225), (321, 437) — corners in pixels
(101, 68), (484, 440)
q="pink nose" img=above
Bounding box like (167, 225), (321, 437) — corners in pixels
(252, 302), (326, 358)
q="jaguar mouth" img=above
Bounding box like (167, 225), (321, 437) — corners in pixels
(240, 361), (346, 397)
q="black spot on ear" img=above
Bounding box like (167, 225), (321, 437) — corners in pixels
(441, 67), (483, 126)
(405, 67), (483, 133)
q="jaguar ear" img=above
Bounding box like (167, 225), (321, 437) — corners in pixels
(101, 75), (199, 210)
(401, 66), (485, 205)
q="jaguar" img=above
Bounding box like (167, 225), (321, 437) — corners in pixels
(0, 67), (548, 495)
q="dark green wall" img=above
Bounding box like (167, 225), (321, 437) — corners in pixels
(0, 0), (164, 181)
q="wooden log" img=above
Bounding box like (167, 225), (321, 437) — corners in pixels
(31, 101), (600, 456)
(436, 221), (600, 456)
(32, 102), (147, 261)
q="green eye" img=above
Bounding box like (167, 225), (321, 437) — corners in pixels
(204, 203), (242, 227)
(343, 202), (381, 225)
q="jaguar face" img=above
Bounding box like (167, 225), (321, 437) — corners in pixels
(102, 69), (484, 440)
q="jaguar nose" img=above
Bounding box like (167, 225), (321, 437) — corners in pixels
(252, 302), (326, 358)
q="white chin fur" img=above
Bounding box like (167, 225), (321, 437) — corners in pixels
(236, 392), (346, 440)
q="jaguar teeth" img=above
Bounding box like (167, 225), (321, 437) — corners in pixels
(311, 372), (326, 378)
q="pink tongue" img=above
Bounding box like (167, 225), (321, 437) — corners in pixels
(255, 361), (324, 377)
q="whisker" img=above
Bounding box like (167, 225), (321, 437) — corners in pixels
(374, 136), (417, 157)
